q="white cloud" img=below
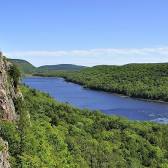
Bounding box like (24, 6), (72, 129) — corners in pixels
(4, 47), (168, 66)
(5, 47), (168, 57)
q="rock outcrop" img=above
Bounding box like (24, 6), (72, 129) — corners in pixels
(0, 51), (22, 167)
(0, 138), (10, 168)
(0, 52), (19, 121)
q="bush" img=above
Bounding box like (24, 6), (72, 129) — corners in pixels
(8, 64), (21, 87)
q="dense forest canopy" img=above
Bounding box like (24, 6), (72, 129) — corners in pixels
(2, 59), (167, 167)
(34, 63), (168, 102)
(1, 86), (168, 167)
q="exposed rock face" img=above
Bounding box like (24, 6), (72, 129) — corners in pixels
(0, 138), (10, 168)
(0, 51), (22, 168)
(0, 52), (18, 121)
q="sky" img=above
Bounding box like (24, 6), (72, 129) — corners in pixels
(1, 0), (168, 66)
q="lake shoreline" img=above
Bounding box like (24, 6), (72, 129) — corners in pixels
(23, 76), (168, 123)
(63, 77), (168, 105)
(29, 75), (168, 104)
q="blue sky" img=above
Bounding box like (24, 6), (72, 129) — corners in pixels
(1, 0), (168, 66)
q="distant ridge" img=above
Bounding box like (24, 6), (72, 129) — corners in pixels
(9, 59), (87, 74)
(37, 64), (86, 72)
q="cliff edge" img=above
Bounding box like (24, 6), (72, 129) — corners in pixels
(0, 51), (22, 168)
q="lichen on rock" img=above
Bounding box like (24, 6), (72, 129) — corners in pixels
(0, 52), (21, 121)
(0, 138), (10, 168)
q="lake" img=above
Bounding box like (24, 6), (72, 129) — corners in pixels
(23, 77), (168, 123)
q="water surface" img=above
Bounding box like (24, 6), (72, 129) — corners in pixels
(23, 77), (168, 123)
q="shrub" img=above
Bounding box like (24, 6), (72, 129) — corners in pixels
(8, 64), (21, 87)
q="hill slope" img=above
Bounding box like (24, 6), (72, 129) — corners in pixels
(9, 59), (36, 74)
(46, 63), (168, 102)
(9, 59), (86, 74)
(37, 64), (86, 72)
(1, 85), (168, 167)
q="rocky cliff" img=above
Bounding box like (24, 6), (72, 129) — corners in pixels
(0, 52), (19, 121)
(0, 51), (21, 168)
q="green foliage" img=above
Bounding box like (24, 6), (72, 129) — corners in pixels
(9, 59), (36, 74)
(37, 64), (86, 73)
(1, 86), (168, 167)
(17, 87), (168, 167)
(0, 121), (20, 163)
(3, 60), (168, 167)
(40, 63), (168, 102)
(8, 64), (21, 87)
(9, 58), (86, 74)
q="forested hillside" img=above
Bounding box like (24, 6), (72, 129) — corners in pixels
(37, 64), (86, 72)
(9, 59), (36, 74)
(9, 59), (86, 74)
(35, 63), (168, 102)
(1, 57), (168, 167)
(0, 86), (168, 167)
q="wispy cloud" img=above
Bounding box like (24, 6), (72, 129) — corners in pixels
(5, 47), (168, 66)
(5, 47), (168, 57)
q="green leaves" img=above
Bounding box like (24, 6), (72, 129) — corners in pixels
(2, 86), (168, 167)
(8, 64), (21, 87)
(52, 63), (168, 102)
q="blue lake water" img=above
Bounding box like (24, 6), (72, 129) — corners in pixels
(23, 77), (168, 123)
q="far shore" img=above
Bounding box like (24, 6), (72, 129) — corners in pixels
(24, 75), (168, 104)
